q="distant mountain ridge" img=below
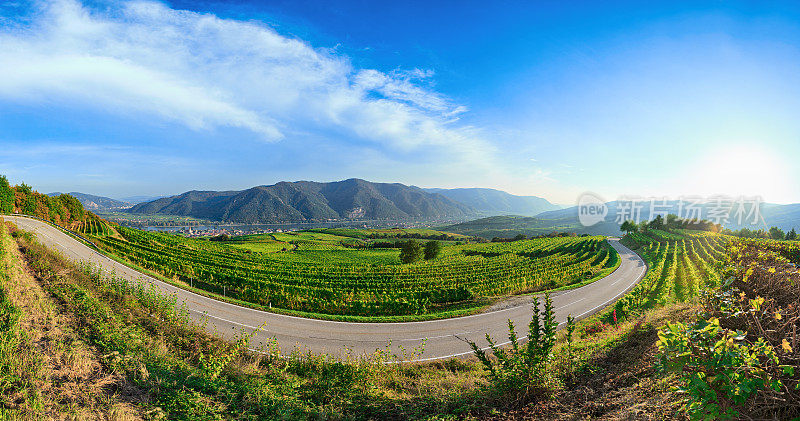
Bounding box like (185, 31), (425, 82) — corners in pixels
(47, 192), (132, 211)
(126, 179), (475, 223)
(442, 215), (584, 239)
(425, 187), (562, 216)
(534, 200), (800, 233)
(119, 195), (167, 204)
(445, 200), (800, 239)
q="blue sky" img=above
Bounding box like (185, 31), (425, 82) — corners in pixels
(2, 0), (800, 204)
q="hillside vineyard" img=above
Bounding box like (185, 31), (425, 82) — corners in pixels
(91, 228), (618, 317)
(614, 229), (729, 317)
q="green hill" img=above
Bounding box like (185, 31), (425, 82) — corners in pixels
(441, 215), (587, 238)
(127, 178), (475, 223)
(0, 176), (106, 230)
(46, 191), (132, 211)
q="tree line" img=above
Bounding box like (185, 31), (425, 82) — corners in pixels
(0, 175), (92, 228)
(619, 213), (798, 241)
(619, 214), (722, 235)
(367, 232), (463, 241)
(722, 226), (798, 240)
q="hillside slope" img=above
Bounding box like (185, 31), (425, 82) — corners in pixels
(47, 191), (132, 211)
(536, 200), (800, 233)
(424, 188), (562, 216)
(127, 179), (475, 223)
(442, 215), (620, 238)
(0, 176), (103, 230)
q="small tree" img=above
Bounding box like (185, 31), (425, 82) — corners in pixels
(769, 226), (785, 240)
(620, 220), (637, 235)
(648, 215), (665, 230)
(399, 239), (423, 263)
(786, 228), (797, 241)
(0, 175), (13, 214)
(666, 213), (679, 228)
(638, 220), (649, 232)
(423, 240), (441, 260)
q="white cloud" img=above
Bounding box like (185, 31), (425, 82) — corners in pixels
(530, 168), (556, 183)
(0, 0), (489, 161)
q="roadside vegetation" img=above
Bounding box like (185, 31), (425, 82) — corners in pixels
(657, 238), (799, 420)
(0, 175), (111, 232)
(434, 217), (797, 420)
(0, 221), (143, 419)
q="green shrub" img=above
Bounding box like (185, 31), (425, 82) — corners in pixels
(656, 316), (783, 420)
(423, 240), (441, 260)
(399, 239), (423, 263)
(468, 292), (560, 403)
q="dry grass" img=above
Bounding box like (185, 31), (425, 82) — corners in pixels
(1, 222), (144, 420)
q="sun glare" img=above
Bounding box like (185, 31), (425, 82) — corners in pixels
(691, 145), (790, 201)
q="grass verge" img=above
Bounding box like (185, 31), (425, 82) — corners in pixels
(0, 221), (144, 420)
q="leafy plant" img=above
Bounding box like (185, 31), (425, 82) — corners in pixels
(565, 314), (575, 383)
(467, 292), (560, 403)
(656, 317), (782, 420)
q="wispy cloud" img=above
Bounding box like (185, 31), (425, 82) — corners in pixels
(0, 0), (490, 163)
(530, 168), (555, 183)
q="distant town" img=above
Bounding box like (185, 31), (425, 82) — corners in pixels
(99, 212), (465, 238)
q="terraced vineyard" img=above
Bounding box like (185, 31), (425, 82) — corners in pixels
(616, 229), (729, 318)
(74, 216), (114, 236)
(89, 227), (618, 317)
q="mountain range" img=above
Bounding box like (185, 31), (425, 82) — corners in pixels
(44, 180), (561, 224)
(119, 195), (167, 204)
(58, 183), (800, 235)
(424, 187), (562, 216)
(126, 179), (476, 223)
(47, 192), (132, 211)
(534, 200), (800, 232)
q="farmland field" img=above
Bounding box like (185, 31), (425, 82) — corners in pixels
(88, 226), (619, 319)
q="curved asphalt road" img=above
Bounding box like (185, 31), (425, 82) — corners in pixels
(3, 215), (647, 362)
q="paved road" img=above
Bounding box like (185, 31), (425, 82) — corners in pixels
(3, 215), (647, 362)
